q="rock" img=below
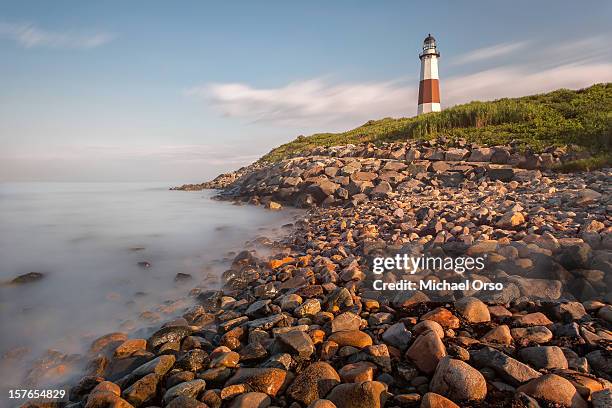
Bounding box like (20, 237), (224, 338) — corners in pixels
(513, 312), (553, 327)
(176, 349), (209, 371)
(518, 346), (568, 369)
(122, 373), (159, 406)
(481, 325), (513, 344)
(225, 367), (287, 397)
(90, 332), (129, 353)
(510, 326), (553, 344)
(454, 297), (490, 323)
(326, 381), (388, 408)
(130, 355), (176, 378)
(413, 320), (444, 339)
(328, 330), (373, 348)
(517, 374), (588, 408)
(559, 243), (592, 270)
(209, 348), (239, 368)
(165, 395), (208, 408)
(267, 201), (282, 210)
(420, 392), (460, 408)
(381, 322), (412, 351)
(497, 210), (525, 228)
(405, 330), (446, 374)
(295, 299), (322, 317)
(228, 392), (271, 408)
(276, 330), (315, 359)
(114, 339), (147, 359)
(308, 400), (337, 408)
(470, 346), (541, 385)
(487, 166), (514, 181)
(287, 362), (340, 406)
(592, 389), (612, 408)
(148, 326), (191, 350)
(245, 299), (272, 318)
(445, 148), (469, 161)
(338, 361), (377, 382)
(10, 272), (45, 284)
(585, 350), (612, 376)
(330, 312), (362, 332)
(420, 308), (460, 329)
(162, 379), (207, 404)
(430, 357), (487, 402)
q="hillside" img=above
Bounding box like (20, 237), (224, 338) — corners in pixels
(261, 83), (612, 163)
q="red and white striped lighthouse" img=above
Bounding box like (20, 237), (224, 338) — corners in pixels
(417, 34), (441, 115)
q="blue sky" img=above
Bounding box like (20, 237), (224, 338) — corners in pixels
(1, 1), (611, 182)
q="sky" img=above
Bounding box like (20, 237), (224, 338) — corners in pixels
(1, 1), (611, 182)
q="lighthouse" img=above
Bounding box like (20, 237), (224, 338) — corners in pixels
(417, 34), (441, 115)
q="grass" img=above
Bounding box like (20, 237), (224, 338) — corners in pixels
(553, 153), (612, 172)
(260, 83), (612, 163)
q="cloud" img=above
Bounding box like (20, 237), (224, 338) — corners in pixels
(190, 36), (611, 126)
(0, 22), (114, 49)
(187, 78), (416, 126)
(450, 41), (529, 65)
(3, 144), (259, 166)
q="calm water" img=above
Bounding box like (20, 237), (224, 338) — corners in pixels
(0, 182), (297, 394)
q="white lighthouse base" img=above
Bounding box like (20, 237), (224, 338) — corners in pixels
(417, 102), (441, 115)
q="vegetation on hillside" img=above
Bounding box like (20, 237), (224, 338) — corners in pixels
(261, 83), (612, 163)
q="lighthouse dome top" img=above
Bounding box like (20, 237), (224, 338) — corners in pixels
(423, 34), (437, 49)
(420, 33), (440, 58)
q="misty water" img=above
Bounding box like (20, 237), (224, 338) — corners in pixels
(0, 182), (298, 394)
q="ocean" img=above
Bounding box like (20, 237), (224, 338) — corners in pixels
(0, 182), (297, 394)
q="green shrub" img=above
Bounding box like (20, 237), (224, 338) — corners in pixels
(261, 83), (612, 162)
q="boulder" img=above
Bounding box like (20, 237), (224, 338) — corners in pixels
(430, 357), (487, 402)
(517, 374), (587, 408)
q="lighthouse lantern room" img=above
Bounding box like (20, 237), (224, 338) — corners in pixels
(417, 34), (441, 115)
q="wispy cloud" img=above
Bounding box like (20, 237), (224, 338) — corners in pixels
(187, 78), (415, 126)
(0, 22), (114, 49)
(190, 36), (611, 126)
(3, 144), (259, 166)
(450, 41), (529, 65)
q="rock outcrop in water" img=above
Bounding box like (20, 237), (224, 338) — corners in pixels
(20, 138), (612, 408)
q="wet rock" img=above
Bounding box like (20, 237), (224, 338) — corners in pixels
(162, 379), (207, 404)
(225, 367), (287, 397)
(90, 332), (128, 354)
(177, 349), (210, 371)
(10, 272), (45, 284)
(287, 362), (340, 405)
(114, 339), (147, 359)
(430, 357), (487, 402)
(148, 325), (191, 350)
(122, 373), (159, 406)
(129, 354), (176, 379)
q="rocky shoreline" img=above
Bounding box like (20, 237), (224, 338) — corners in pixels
(20, 139), (612, 408)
